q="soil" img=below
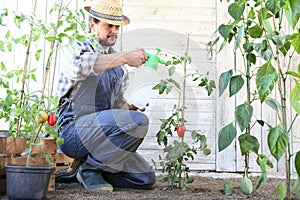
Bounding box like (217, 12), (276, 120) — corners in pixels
(1, 172), (299, 200)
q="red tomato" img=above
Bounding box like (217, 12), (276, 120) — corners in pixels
(47, 113), (57, 126)
(176, 125), (185, 138)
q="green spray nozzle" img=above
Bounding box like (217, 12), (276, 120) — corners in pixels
(144, 48), (166, 71)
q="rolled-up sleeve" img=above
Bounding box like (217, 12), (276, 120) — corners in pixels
(63, 41), (100, 81)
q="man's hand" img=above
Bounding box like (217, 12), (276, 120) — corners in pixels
(122, 102), (149, 112)
(94, 49), (148, 72)
(123, 49), (148, 67)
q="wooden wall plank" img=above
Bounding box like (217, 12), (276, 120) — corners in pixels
(215, 1), (236, 172)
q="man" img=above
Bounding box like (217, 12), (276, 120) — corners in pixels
(55, 0), (155, 191)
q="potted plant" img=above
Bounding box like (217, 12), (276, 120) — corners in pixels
(0, 1), (88, 199)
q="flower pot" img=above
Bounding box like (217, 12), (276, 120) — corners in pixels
(5, 165), (54, 200)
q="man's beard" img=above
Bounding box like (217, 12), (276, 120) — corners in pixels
(100, 35), (118, 47)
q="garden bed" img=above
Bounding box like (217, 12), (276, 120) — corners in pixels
(39, 173), (300, 199)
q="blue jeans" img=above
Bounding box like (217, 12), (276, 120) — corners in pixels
(56, 102), (155, 188)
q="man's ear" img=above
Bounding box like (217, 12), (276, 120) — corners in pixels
(89, 21), (96, 33)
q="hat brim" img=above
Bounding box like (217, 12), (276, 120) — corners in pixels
(84, 6), (130, 26)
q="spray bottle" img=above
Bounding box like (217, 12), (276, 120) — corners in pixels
(144, 48), (166, 71)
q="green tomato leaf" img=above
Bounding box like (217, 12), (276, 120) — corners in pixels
(203, 148), (211, 155)
(256, 62), (278, 102)
(248, 25), (263, 38)
(218, 39), (228, 52)
(294, 177), (300, 198)
(45, 36), (58, 42)
(257, 154), (274, 169)
(5, 30), (10, 39)
(0, 61), (6, 71)
(228, 2), (245, 20)
(290, 33), (300, 53)
(224, 181), (233, 196)
(268, 125), (289, 161)
(290, 81), (300, 114)
(35, 142), (43, 147)
(294, 178), (300, 198)
(256, 154), (273, 189)
(262, 19), (273, 33)
(276, 182), (286, 200)
(218, 123), (237, 152)
(238, 134), (259, 155)
(219, 70), (233, 97)
(236, 25), (244, 50)
(205, 80), (216, 96)
(21, 148), (32, 156)
(243, 43), (254, 53)
(254, 42), (273, 61)
(265, 97), (281, 112)
(240, 176), (253, 195)
(283, 0), (300, 29)
(229, 75), (244, 97)
(167, 78), (181, 90)
(235, 102), (253, 132)
(279, 41), (291, 56)
(257, 119), (265, 126)
(295, 151), (300, 180)
(258, 8), (269, 25)
(168, 66), (176, 76)
(7, 42), (12, 52)
(256, 175), (265, 190)
(246, 53), (256, 64)
(266, 0), (281, 15)
(35, 49), (42, 61)
(248, 7), (255, 19)
(76, 35), (86, 42)
(286, 71), (300, 79)
(0, 40), (4, 52)
(256, 154), (271, 175)
(218, 24), (232, 40)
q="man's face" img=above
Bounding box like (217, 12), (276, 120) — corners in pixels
(91, 20), (120, 47)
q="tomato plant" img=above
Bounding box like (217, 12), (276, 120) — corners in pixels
(152, 53), (214, 190)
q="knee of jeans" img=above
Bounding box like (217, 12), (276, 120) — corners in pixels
(135, 112), (149, 127)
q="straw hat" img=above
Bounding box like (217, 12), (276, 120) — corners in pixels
(84, 0), (130, 26)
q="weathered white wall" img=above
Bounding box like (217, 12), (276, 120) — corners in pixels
(118, 0), (217, 170)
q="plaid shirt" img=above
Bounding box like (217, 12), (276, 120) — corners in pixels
(56, 37), (128, 108)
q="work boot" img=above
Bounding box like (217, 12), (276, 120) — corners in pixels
(76, 162), (113, 191)
(55, 159), (83, 183)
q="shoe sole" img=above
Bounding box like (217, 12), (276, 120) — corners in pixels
(55, 159), (83, 183)
(76, 172), (113, 192)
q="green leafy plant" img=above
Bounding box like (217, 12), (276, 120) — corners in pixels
(152, 51), (215, 191)
(212, 0), (300, 198)
(223, 181), (233, 196)
(0, 0), (88, 166)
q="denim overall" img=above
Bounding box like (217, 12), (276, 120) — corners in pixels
(57, 49), (155, 188)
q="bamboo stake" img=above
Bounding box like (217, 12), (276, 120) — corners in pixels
(41, 0), (63, 105)
(16, 0), (38, 137)
(181, 34), (190, 126)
